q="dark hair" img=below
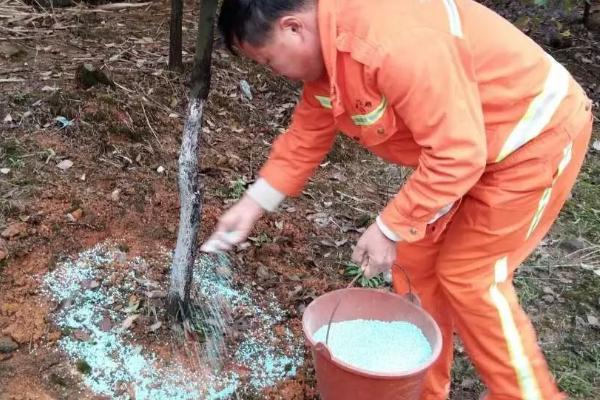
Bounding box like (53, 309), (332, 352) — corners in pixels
(218, 0), (311, 53)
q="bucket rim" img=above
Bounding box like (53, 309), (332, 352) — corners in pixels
(301, 287), (443, 380)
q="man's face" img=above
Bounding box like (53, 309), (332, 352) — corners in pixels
(238, 14), (325, 82)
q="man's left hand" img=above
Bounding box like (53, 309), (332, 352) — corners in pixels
(351, 222), (398, 279)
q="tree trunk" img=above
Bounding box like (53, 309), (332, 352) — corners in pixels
(584, 0), (600, 31)
(168, 0), (219, 317)
(584, 0), (591, 23)
(169, 0), (184, 70)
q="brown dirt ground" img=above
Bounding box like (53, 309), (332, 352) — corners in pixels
(1, 0), (599, 399)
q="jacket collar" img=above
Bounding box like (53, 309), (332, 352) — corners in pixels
(317, 0), (345, 116)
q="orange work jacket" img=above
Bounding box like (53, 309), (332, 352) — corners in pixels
(252, 0), (592, 242)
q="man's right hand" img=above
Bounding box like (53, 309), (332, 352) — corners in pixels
(200, 194), (265, 252)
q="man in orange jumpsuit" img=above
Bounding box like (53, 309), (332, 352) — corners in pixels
(202, 0), (594, 398)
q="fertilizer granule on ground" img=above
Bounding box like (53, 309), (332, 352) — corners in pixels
(42, 242), (303, 400)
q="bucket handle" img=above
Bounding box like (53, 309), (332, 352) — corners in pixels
(394, 264), (421, 307)
(323, 271), (366, 345)
(325, 298), (342, 346)
(346, 264), (420, 306)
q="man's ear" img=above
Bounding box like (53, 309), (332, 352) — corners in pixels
(279, 15), (303, 34)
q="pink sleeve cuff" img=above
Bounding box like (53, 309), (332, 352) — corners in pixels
(246, 178), (286, 212)
(376, 216), (402, 242)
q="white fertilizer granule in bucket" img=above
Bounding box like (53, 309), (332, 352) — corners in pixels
(313, 319), (432, 374)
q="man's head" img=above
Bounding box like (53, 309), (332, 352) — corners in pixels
(218, 0), (324, 82)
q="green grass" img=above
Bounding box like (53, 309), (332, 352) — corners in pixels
(227, 177), (248, 200)
(540, 273), (600, 398)
(451, 346), (486, 396)
(0, 137), (26, 169)
(513, 275), (543, 305)
(546, 151), (600, 397)
(558, 154), (600, 243)
(549, 338), (600, 397)
(342, 262), (386, 288)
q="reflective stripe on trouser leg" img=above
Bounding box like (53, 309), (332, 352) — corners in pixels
(526, 142), (573, 239)
(434, 118), (590, 400)
(489, 257), (542, 400)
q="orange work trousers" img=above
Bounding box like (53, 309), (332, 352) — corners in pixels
(393, 110), (593, 400)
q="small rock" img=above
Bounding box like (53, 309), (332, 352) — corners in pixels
(588, 315), (599, 327)
(156, 166), (165, 174)
(0, 250), (6, 261)
(592, 140), (600, 152)
(542, 286), (555, 295)
(83, 280), (100, 289)
(99, 315), (113, 332)
(56, 159), (73, 170)
(558, 238), (587, 254)
(239, 79), (253, 101)
(2, 114), (12, 123)
(1, 223), (27, 239)
(111, 189), (120, 202)
(121, 314), (139, 330)
(66, 208), (83, 222)
(57, 298), (74, 311)
(73, 330), (91, 342)
(76, 63), (114, 89)
(147, 321), (162, 333)
(256, 264), (271, 280)
(0, 168), (10, 174)
(0, 336), (18, 353)
(542, 294), (554, 303)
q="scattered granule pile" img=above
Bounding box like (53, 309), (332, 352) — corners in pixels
(313, 319), (432, 373)
(41, 242), (303, 399)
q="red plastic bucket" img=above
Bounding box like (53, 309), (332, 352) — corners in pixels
(302, 288), (442, 400)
